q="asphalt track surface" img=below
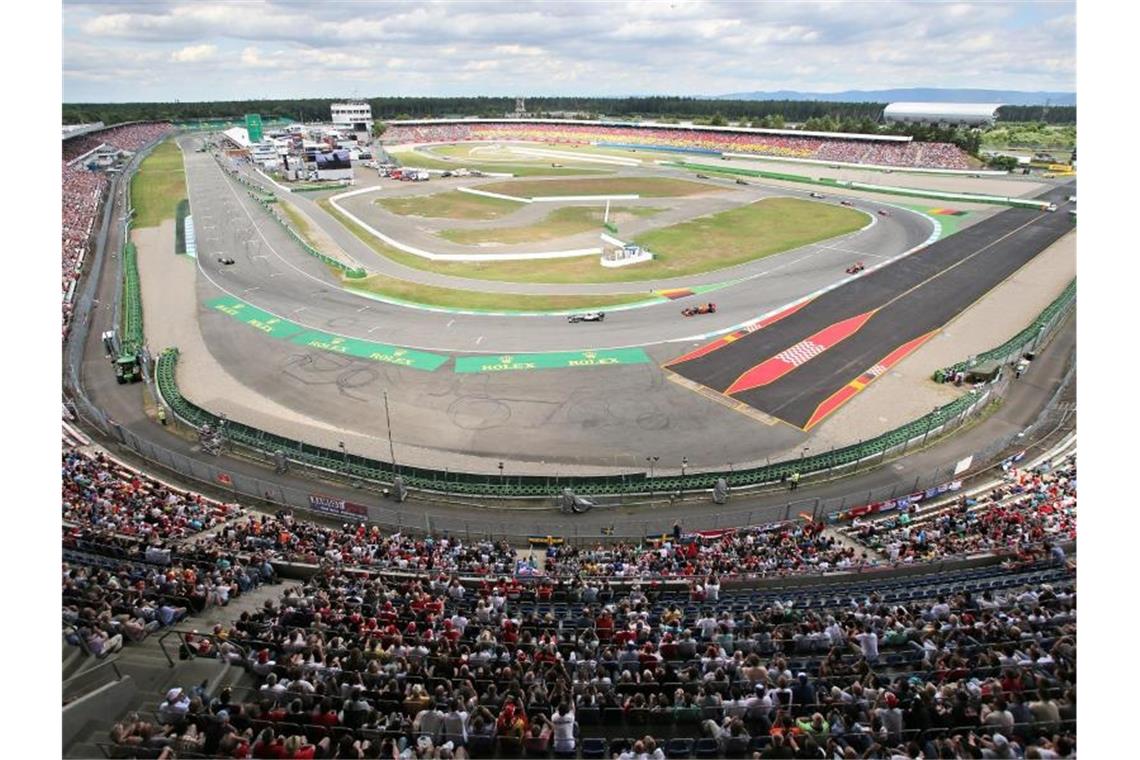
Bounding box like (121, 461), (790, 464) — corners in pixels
(184, 136), (936, 354)
(670, 182), (1076, 429)
(69, 135), (1077, 537)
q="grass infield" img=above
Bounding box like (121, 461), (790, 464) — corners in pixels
(631, 196), (867, 275)
(130, 139), (187, 228)
(438, 206), (661, 245)
(321, 196), (866, 285)
(316, 199), (651, 311)
(476, 177), (720, 198)
(376, 190), (523, 220)
(388, 149), (606, 177)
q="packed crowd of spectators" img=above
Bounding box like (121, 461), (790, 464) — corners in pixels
(847, 456), (1076, 564)
(61, 121), (172, 337)
(381, 122), (972, 170)
(544, 521), (873, 581)
(59, 442), (1075, 757)
(61, 444), (261, 657)
(63, 447), (242, 541)
(61, 161), (108, 334)
(185, 513), (519, 576)
(110, 555), (1074, 758)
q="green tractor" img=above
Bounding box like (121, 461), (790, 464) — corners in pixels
(114, 354), (142, 384)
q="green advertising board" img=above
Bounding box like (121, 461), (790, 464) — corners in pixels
(287, 330), (449, 370)
(245, 113), (264, 143)
(454, 348), (651, 374)
(205, 296), (448, 370)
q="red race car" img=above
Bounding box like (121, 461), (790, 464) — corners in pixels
(846, 262), (865, 274)
(682, 303), (717, 317)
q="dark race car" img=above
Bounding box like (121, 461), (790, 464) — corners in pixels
(567, 311), (605, 323)
(681, 303), (717, 317)
(840, 199), (855, 207)
(217, 256), (235, 265)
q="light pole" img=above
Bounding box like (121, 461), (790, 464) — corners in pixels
(646, 456), (659, 478)
(681, 457), (688, 478)
(338, 441), (347, 469)
(922, 407), (941, 446)
(498, 461), (504, 484)
(383, 390), (397, 473)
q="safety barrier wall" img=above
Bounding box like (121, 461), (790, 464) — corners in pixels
(291, 183), (350, 193)
(119, 240), (143, 357)
(157, 345), (995, 499)
(936, 279), (1076, 381)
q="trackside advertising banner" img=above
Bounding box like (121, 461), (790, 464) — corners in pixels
(308, 494), (368, 518)
(832, 480), (963, 522)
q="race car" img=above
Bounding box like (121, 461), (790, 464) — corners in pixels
(681, 303), (717, 317)
(845, 262), (865, 274)
(735, 178), (749, 185)
(217, 256), (235, 265)
(567, 311), (605, 323)
(840, 200), (855, 207)
(809, 192), (825, 199)
(877, 209), (890, 217)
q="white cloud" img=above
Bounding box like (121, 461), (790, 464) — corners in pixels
(62, 0), (1076, 102)
(171, 43), (216, 63)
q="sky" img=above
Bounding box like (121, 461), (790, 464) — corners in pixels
(64, 0), (1076, 103)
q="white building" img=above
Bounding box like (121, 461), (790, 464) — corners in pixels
(249, 141), (280, 168)
(883, 102), (1001, 127)
(331, 102), (373, 136)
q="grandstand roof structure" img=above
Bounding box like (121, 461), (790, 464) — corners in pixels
(883, 102), (1001, 126)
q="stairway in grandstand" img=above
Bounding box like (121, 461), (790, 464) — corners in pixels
(63, 580), (284, 758)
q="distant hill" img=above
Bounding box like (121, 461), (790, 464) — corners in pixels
(713, 88), (1075, 106)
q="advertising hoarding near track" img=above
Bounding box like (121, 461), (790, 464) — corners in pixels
(308, 494), (368, 518)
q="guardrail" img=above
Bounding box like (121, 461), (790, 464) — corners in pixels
(156, 344), (995, 499)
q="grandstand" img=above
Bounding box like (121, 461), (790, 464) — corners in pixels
(381, 120), (973, 170)
(61, 122), (173, 338)
(59, 115), (1074, 759)
(61, 424), (1075, 758)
